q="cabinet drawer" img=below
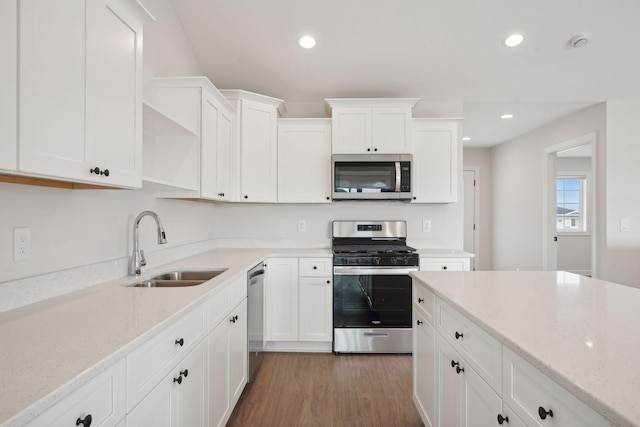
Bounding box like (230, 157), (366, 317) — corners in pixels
(26, 359), (125, 427)
(413, 282), (435, 326)
(502, 347), (610, 427)
(126, 302), (207, 410)
(299, 257), (332, 276)
(420, 257), (469, 271)
(436, 299), (502, 394)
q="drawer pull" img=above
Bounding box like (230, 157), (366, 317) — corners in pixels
(173, 375), (182, 384)
(538, 406), (554, 420)
(497, 414), (509, 424)
(313, 266), (317, 270)
(230, 315), (238, 323)
(416, 320), (423, 325)
(175, 338), (184, 347)
(76, 414), (92, 427)
(450, 360), (464, 374)
(418, 298), (424, 303)
(180, 369), (189, 378)
(442, 265), (448, 270)
(455, 331), (464, 339)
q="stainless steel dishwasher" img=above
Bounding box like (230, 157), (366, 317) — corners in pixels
(247, 262), (265, 382)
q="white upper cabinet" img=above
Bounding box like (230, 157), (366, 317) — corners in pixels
(412, 119), (461, 203)
(18, 0), (152, 188)
(222, 90), (282, 203)
(143, 77), (235, 201)
(277, 119), (332, 203)
(326, 98), (419, 154)
(0, 0), (17, 172)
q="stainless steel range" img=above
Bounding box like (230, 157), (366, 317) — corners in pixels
(332, 220), (418, 354)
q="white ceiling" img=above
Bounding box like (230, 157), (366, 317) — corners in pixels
(171, 0), (640, 147)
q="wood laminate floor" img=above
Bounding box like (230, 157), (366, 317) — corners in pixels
(227, 352), (424, 427)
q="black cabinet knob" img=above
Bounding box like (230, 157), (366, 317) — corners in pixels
(374, 148), (378, 152)
(416, 320), (423, 325)
(180, 369), (189, 378)
(175, 338), (184, 346)
(451, 360), (459, 368)
(102, 169), (109, 177)
(326, 196), (330, 200)
(76, 414), (92, 427)
(418, 298), (424, 303)
(442, 265), (448, 270)
(89, 167), (101, 175)
(455, 331), (464, 339)
(244, 195), (248, 199)
(367, 148), (371, 152)
(497, 414), (509, 424)
(450, 360), (464, 374)
(173, 375), (182, 384)
(456, 366), (464, 374)
(538, 406), (554, 420)
(230, 315), (238, 323)
(413, 196), (417, 200)
(327, 280), (330, 284)
(313, 266), (317, 270)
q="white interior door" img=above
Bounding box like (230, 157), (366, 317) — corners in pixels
(463, 169), (477, 270)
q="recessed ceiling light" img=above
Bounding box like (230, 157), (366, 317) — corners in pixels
(500, 113), (514, 119)
(298, 35), (316, 49)
(504, 33), (524, 47)
(462, 137), (471, 141)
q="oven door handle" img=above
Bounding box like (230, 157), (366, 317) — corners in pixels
(333, 267), (418, 275)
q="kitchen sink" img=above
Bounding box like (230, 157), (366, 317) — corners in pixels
(128, 269), (228, 287)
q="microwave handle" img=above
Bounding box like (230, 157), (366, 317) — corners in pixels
(395, 161), (401, 192)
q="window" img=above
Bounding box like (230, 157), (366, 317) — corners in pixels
(556, 175), (587, 233)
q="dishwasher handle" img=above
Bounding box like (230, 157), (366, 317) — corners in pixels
(248, 269), (265, 283)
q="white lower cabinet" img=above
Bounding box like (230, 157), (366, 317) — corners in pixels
(127, 339), (208, 427)
(420, 257), (471, 272)
(413, 280), (612, 427)
(502, 347), (610, 427)
(265, 257), (333, 350)
(26, 359), (126, 427)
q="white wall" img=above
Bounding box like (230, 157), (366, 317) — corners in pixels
(214, 201), (463, 250)
(463, 148), (492, 270)
(491, 103), (605, 272)
(0, 0), (214, 311)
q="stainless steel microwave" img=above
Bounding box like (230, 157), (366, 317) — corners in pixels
(332, 154), (412, 200)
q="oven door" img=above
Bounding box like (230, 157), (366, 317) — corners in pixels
(333, 266), (415, 328)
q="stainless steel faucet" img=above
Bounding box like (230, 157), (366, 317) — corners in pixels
(129, 211), (167, 276)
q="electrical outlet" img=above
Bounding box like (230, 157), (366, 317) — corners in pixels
(422, 220), (432, 233)
(14, 227), (30, 262)
(297, 219), (306, 233)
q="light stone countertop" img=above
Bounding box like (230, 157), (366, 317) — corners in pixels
(0, 248), (331, 427)
(410, 270), (640, 427)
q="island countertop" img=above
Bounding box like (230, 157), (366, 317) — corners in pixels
(410, 270), (640, 427)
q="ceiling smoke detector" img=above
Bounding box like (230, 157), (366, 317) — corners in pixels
(569, 33), (590, 48)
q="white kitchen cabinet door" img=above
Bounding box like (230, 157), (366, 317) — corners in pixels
(413, 309), (436, 427)
(228, 301), (248, 405)
(265, 258), (299, 341)
(19, 0), (148, 188)
(127, 340), (208, 427)
(216, 109), (234, 201)
(437, 333), (464, 427)
(331, 107), (372, 154)
(298, 277), (332, 342)
(0, 0), (17, 171)
(277, 119), (332, 203)
(420, 257), (471, 272)
(371, 107), (412, 153)
(412, 119), (460, 203)
(240, 99), (278, 202)
(200, 93), (220, 199)
(208, 312), (231, 427)
(175, 339), (209, 427)
(463, 358), (502, 427)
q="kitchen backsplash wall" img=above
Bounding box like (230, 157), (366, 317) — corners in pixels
(214, 201), (463, 250)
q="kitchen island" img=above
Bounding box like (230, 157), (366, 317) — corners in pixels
(410, 270), (640, 427)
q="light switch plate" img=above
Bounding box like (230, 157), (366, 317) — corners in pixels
(422, 220), (432, 233)
(297, 219), (306, 233)
(621, 218), (630, 232)
(14, 227), (30, 262)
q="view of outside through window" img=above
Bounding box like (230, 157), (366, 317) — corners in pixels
(557, 177), (586, 232)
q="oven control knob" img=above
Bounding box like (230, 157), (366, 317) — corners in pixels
(373, 257), (381, 265)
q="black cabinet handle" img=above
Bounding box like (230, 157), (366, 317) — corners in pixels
(451, 360), (459, 368)
(102, 169), (109, 177)
(374, 148), (378, 152)
(450, 360), (464, 374)
(175, 338), (184, 346)
(173, 375), (182, 384)
(89, 167), (101, 175)
(180, 369), (188, 378)
(497, 414), (509, 424)
(418, 298), (424, 303)
(76, 414), (92, 427)
(326, 196), (330, 200)
(327, 280), (330, 284)
(455, 331), (464, 339)
(538, 406), (554, 420)
(244, 195), (248, 199)
(442, 265), (448, 270)
(413, 196), (417, 200)
(456, 366), (464, 374)
(230, 315), (238, 323)
(367, 148), (371, 152)
(416, 320), (423, 325)
(313, 266), (317, 270)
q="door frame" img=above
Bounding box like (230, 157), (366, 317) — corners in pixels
(463, 166), (480, 270)
(542, 132), (597, 276)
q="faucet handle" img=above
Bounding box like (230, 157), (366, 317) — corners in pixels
(140, 250), (147, 267)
